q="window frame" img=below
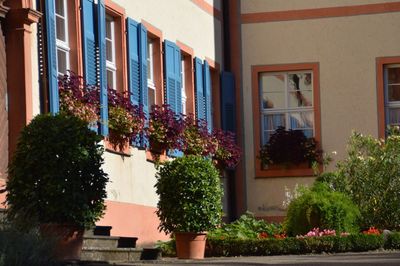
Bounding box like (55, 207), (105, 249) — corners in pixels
(376, 57), (400, 138)
(105, 14), (117, 90)
(252, 63), (321, 178)
(54, 0), (70, 75)
(177, 41), (195, 115)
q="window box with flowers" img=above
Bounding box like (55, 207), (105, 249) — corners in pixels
(59, 73), (145, 154)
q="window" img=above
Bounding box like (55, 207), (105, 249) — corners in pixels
(252, 63), (321, 177)
(105, 15), (116, 90)
(147, 38), (156, 107)
(260, 71), (314, 145)
(55, 0), (69, 75)
(181, 55), (187, 114)
(384, 65), (400, 128)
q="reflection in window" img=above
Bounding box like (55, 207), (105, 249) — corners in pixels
(385, 65), (400, 128)
(260, 71), (314, 145)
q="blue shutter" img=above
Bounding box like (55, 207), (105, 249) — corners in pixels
(97, 0), (108, 136)
(221, 71), (236, 132)
(138, 23), (148, 148)
(138, 24), (148, 115)
(126, 18), (140, 106)
(194, 57), (205, 120)
(203, 60), (212, 132)
(164, 40), (181, 113)
(164, 40), (182, 157)
(45, 0), (59, 113)
(81, 0), (97, 85)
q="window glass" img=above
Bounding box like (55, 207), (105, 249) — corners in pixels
(181, 56), (187, 114)
(260, 71), (314, 144)
(54, 0), (69, 75)
(57, 48), (67, 75)
(147, 39), (154, 83)
(105, 16), (116, 90)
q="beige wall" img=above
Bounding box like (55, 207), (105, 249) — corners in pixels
(241, 10), (400, 217)
(241, 0), (400, 13)
(114, 0), (223, 65)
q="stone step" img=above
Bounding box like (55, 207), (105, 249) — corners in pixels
(83, 235), (120, 249)
(81, 247), (142, 262)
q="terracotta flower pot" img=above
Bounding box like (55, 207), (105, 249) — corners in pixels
(175, 232), (207, 259)
(40, 224), (84, 261)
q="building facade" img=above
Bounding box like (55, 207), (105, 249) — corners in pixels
(2, 0), (400, 247)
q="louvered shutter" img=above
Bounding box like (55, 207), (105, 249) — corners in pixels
(97, 0), (108, 136)
(81, 0), (97, 85)
(138, 24), (148, 116)
(126, 18), (140, 106)
(203, 60), (212, 132)
(45, 0), (59, 113)
(164, 40), (182, 157)
(194, 57), (205, 120)
(221, 71), (236, 132)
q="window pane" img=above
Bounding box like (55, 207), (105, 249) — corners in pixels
(260, 73), (285, 93)
(148, 87), (156, 107)
(56, 16), (66, 42)
(288, 90), (313, 107)
(263, 114), (285, 131)
(388, 67), (400, 84)
(288, 111), (314, 131)
(388, 108), (400, 125)
(147, 40), (153, 81)
(106, 39), (113, 62)
(388, 85), (400, 102)
(55, 0), (64, 16)
(262, 92), (285, 109)
(107, 69), (114, 90)
(288, 73), (312, 91)
(57, 49), (67, 74)
(106, 19), (112, 39)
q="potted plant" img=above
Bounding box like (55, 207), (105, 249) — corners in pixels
(155, 155), (223, 259)
(147, 104), (184, 154)
(259, 126), (321, 168)
(107, 89), (145, 150)
(59, 73), (100, 128)
(211, 129), (241, 170)
(6, 113), (109, 261)
(180, 114), (210, 156)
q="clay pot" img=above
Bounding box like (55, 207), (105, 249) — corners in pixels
(174, 232), (207, 259)
(40, 224), (84, 261)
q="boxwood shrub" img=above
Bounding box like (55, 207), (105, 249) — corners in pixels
(205, 234), (384, 257)
(384, 232), (400, 250)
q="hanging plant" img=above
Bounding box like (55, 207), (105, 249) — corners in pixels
(58, 73), (100, 128)
(107, 89), (145, 150)
(259, 126), (321, 168)
(211, 129), (241, 169)
(147, 104), (184, 153)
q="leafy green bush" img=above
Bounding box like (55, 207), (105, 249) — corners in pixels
(332, 130), (400, 230)
(6, 114), (109, 230)
(208, 212), (283, 239)
(155, 155), (223, 234)
(284, 182), (360, 236)
(384, 232), (400, 250)
(205, 234), (384, 257)
(0, 228), (59, 266)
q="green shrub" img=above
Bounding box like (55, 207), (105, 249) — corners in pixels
(384, 232), (400, 250)
(333, 130), (400, 230)
(0, 228), (60, 266)
(6, 114), (109, 230)
(208, 212), (283, 239)
(284, 182), (360, 236)
(155, 155), (223, 234)
(205, 234), (384, 257)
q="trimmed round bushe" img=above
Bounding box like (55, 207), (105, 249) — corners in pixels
(155, 155), (223, 234)
(6, 114), (109, 230)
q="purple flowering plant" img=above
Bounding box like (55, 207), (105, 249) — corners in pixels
(147, 104), (184, 152)
(211, 129), (241, 169)
(58, 73), (100, 128)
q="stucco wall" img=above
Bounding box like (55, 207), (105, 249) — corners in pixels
(241, 9), (400, 217)
(241, 0), (400, 13)
(113, 0), (222, 64)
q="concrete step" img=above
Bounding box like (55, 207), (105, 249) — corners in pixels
(83, 235), (119, 249)
(81, 247), (142, 262)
